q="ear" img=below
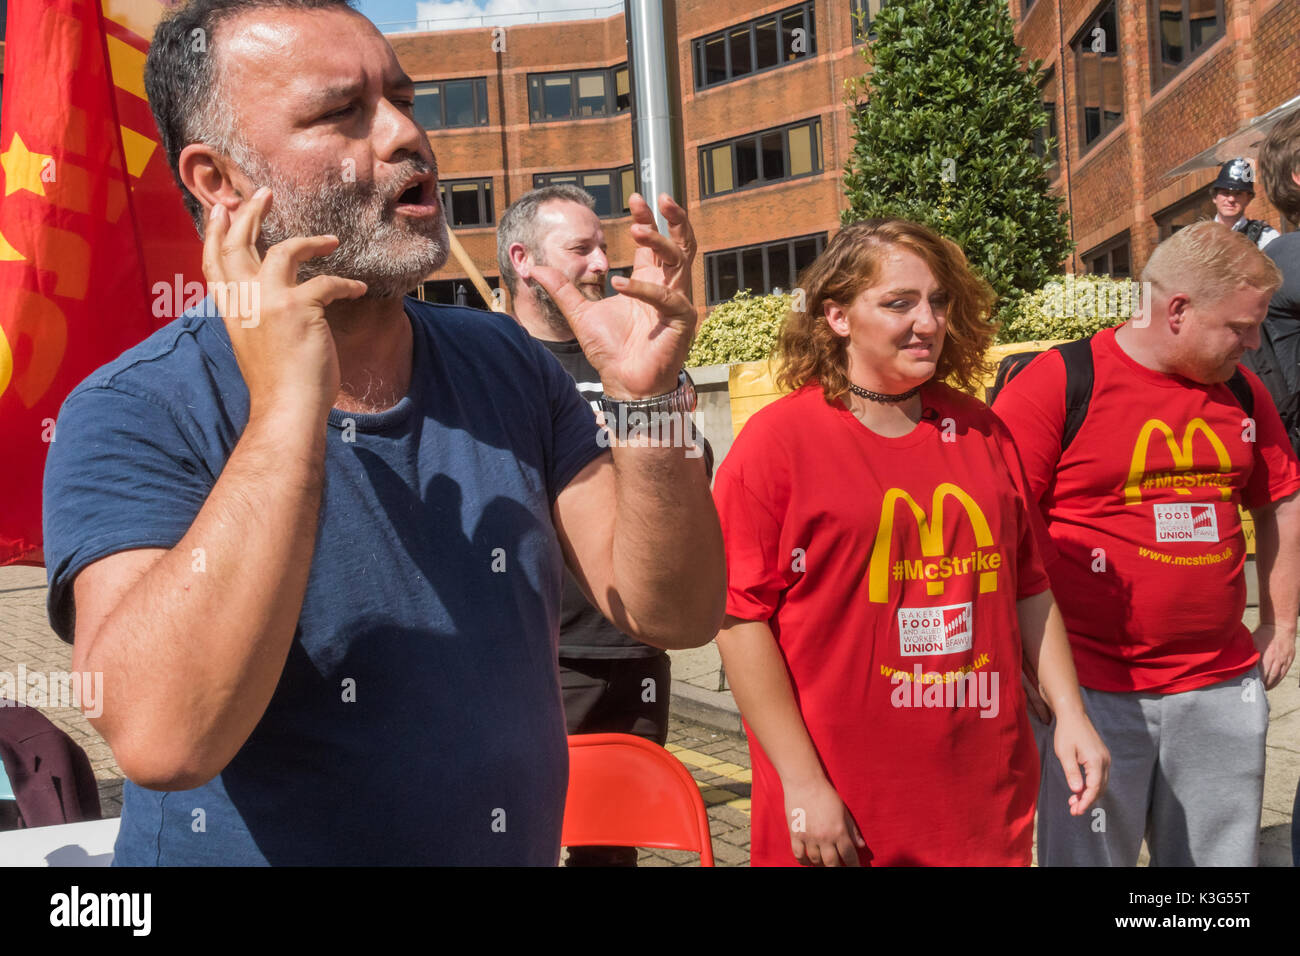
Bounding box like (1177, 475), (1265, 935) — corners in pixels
(509, 242), (536, 283)
(823, 299), (850, 338)
(1166, 292), (1191, 331)
(179, 142), (251, 220)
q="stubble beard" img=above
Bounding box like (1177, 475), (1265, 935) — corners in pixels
(238, 149), (449, 300)
(526, 265), (604, 341)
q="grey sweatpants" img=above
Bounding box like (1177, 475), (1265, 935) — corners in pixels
(1033, 664), (1268, 867)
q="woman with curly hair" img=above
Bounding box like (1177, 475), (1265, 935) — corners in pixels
(713, 219), (1109, 866)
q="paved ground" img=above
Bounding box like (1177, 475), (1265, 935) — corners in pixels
(4, 564), (1296, 866)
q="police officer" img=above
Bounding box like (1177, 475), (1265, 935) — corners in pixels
(1211, 157), (1280, 250)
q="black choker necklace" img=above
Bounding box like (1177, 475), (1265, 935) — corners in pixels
(848, 383), (922, 404)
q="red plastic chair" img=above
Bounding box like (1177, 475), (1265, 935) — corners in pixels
(562, 733), (715, 866)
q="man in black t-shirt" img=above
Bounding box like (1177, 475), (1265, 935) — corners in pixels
(497, 185), (711, 866)
(1257, 107), (1300, 866)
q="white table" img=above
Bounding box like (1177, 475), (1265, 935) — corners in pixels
(0, 817), (119, 866)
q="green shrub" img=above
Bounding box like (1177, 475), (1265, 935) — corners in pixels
(997, 274), (1136, 344)
(844, 0), (1073, 318)
(688, 290), (791, 367)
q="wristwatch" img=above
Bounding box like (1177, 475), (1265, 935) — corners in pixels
(598, 369), (697, 417)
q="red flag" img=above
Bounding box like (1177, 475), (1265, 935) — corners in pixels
(0, 0), (201, 565)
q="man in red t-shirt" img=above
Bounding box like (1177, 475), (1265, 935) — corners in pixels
(995, 221), (1300, 866)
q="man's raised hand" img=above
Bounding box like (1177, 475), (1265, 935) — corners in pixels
(202, 187), (367, 418)
(531, 193), (697, 401)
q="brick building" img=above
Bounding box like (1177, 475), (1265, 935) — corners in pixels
(2, 0), (1296, 305)
(1015, 0), (1299, 276)
(385, 0), (875, 317)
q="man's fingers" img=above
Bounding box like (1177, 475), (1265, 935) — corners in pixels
(529, 265), (585, 324)
(630, 223), (684, 270)
(262, 235), (344, 285)
(610, 275), (693, 323)
(836, 836), (861, 867)
(1059, 745), (1085, 798)
(1076, 755), (1105, 813)
(627, 191), (655, 227)
(296, 274), (368, 307)
(225, 185), (271, 254)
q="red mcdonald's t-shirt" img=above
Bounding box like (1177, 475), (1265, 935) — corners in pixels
(993, 326), (1300, 694)
(715, 381), (1050, 866)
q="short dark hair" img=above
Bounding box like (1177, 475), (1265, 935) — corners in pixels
(143, 0), (360, 233)
(1260, 109), (1300, 225)
(496, 185), (597, 293)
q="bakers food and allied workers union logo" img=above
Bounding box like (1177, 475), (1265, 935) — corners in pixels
(867, 484), (1003, 604)
(1124, 418), (1231, 543)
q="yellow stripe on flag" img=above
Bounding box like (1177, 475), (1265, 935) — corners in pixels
(101, 0), (166, 43)
(106, 34), (148, 101)
(119, 125), (157, 178)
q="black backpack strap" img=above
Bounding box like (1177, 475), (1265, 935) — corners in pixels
(1226, 368), (1255, 418)
(1054, 336), (1095, 452)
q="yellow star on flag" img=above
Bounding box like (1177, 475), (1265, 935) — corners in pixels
(1, 132), (55, 198)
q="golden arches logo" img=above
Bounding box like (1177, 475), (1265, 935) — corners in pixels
(1123, 418), (1232, 505)
(868, 483), (998, 603)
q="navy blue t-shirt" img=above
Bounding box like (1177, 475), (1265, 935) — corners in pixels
(42, 297), (606, 865)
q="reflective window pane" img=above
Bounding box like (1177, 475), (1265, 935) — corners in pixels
(767, 246), (792, 292)
(704, 36), (727, 85)
(444, 80), (475, 127)
(735, 138), (760, 188)
(716, 254), (740, 302)
(450, 183), (480, 226)
(583, 172), (614, 217)
(761, 132), (785, 181)
(755, 18), (779, 70)
(709, 146), (734, 194)
(621, 168), (635, 213)
(793, 236), (820, 275)
(577, 72), (607, 117)
(729, 27), (753, 77)
(788, 124), (813, 176)
(415, 85), (442, 129)
(1189, 0), (1219, 51)
(615, 67), (631, 111)
(482, 181), (494, 224)
(741, 247), (764, 293)
(782, 9), (807, 61)
(542, 76), (572, 120)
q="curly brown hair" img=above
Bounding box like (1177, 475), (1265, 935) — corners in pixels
(776, 219), (998, 402)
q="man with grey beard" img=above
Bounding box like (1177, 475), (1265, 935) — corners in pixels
(498, 185), (711, 866)
(40, 0), (724, 865)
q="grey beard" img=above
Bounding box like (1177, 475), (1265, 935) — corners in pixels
(240, 152), (449, 299)
(526, 277), (578, 339)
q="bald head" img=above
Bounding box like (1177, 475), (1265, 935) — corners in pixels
(1125, 221), (1282, 384)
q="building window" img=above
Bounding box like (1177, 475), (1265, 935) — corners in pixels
(440, 179), (494, 228)
(528, 65), (631, 123)
(1153, 191), (1215, 240)
(1032, 70), (1059, 177)
(1149, 0), (1224, 91)
(418, 276), (499, 308)
(851, 0), (885, 44)
(413, 78), (489, 130)
(533, 167), (636, 218)
(692, 2), (817, 91)
(700, 118), (823, 198)
(1022, 0), (1037, 15)
(705, 233), (827, 305)
(1074, 3), (1123, 150)
(1083, 232), (1131, 277)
